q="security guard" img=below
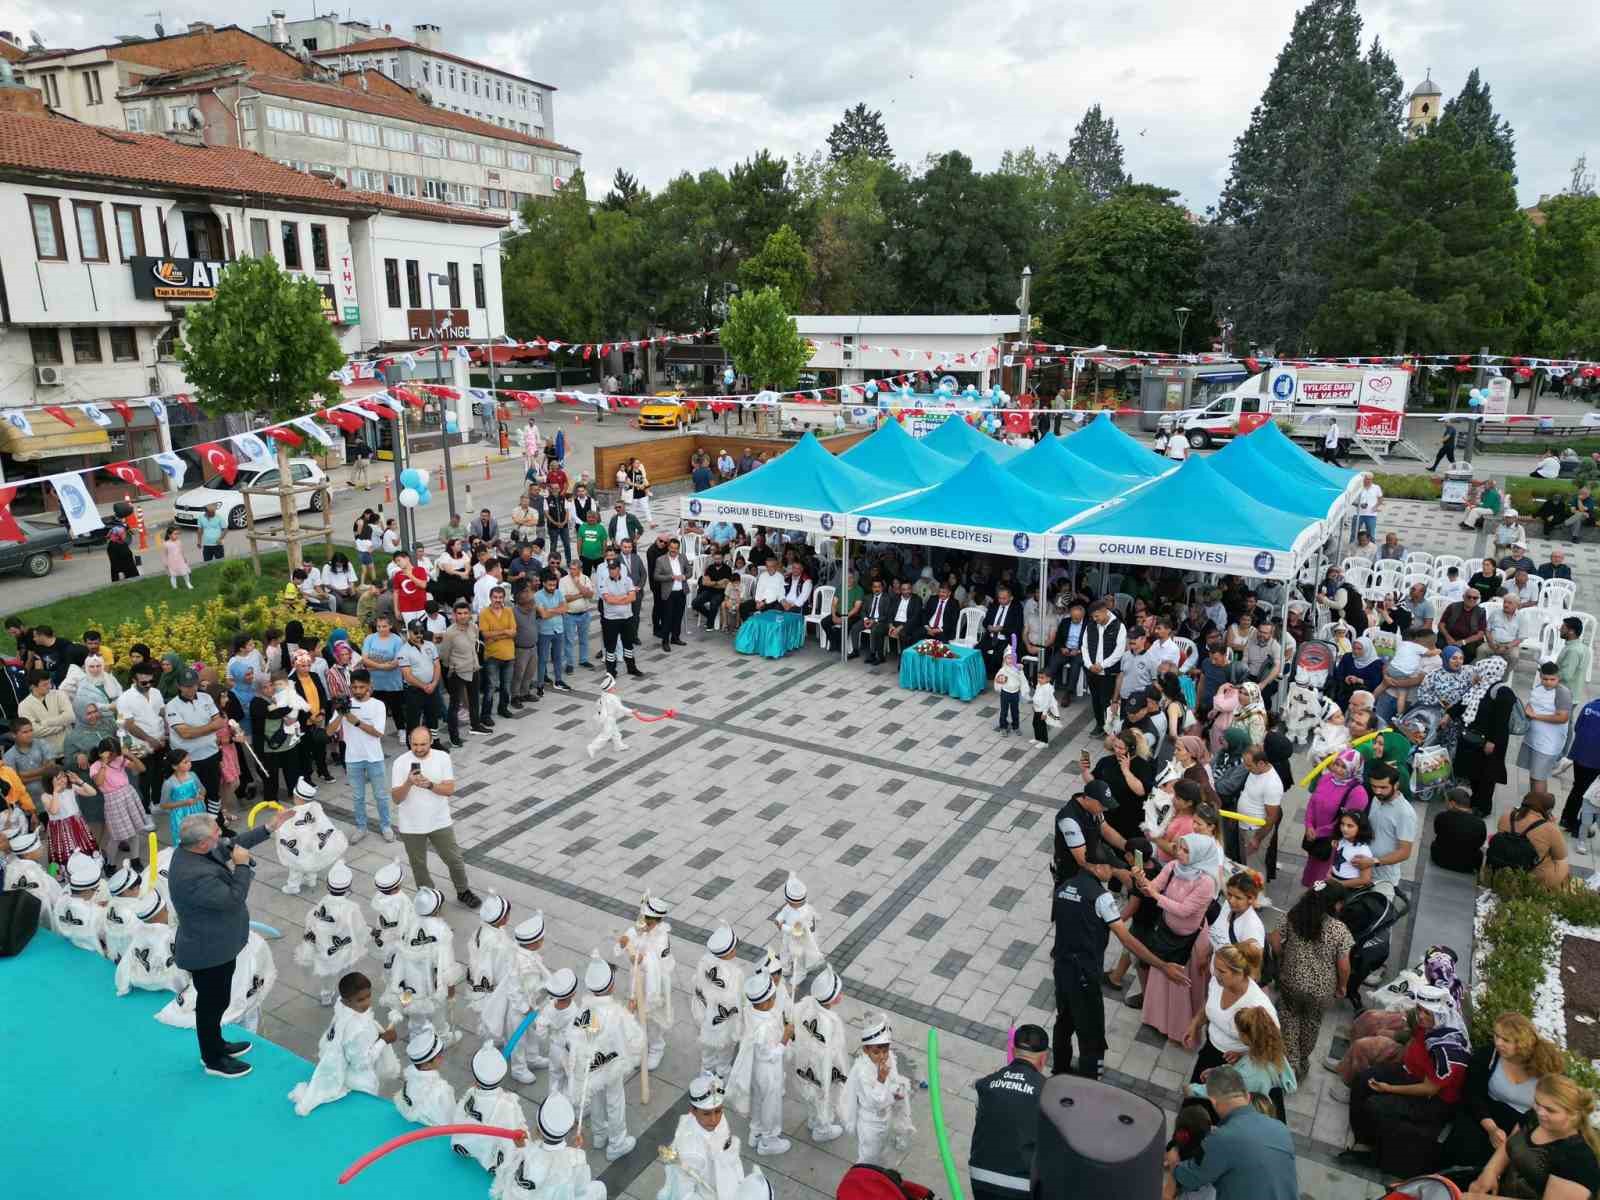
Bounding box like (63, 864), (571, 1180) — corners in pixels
(1052, 781), (1133, 888)
(1051, 859), (1185, 1078)
(968, 1025), (1048, 1200)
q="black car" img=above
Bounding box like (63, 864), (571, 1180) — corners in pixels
(0, 518), (71, 578)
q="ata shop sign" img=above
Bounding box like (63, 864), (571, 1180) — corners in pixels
(130, 256), (231, 301)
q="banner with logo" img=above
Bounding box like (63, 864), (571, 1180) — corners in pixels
(681, 494), (840, 535)
(847, 514), (1039, 555)
(1048, 532), (1303, 580)
(48, 472), (102, 536)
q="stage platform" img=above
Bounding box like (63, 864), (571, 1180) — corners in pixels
(2, 931), (494, 1199)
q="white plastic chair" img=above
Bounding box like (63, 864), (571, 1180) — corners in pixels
(1571, 611), (1598, 682)
(1537, 620), (1562, 665)
(804, 584), (834, 644)
(1340, 558), (1374, 592)
(1173, 636), (1199, 672)
(954, 606), (985, 648)
(680, 531), (703, 564)
(1541, 579), (1577, 613)
(1112, 592), (1134, 617)
(1400, 573), (1433, 599)
(1432, 554), (1464, 582)
(1373, 560), (1404, 588)
(1404, 552), (1433, 576)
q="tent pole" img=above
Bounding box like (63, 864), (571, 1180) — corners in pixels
(1038, 546), (1047, 686)
(840, 533), (850, 663)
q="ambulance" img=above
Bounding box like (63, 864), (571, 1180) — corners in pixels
(1177, 364), (1408, 450)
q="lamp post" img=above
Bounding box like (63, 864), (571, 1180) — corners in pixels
(425, 270), (459, 519)
(1174, 306), (1192, 357)
(1016, 265), (1033, 397)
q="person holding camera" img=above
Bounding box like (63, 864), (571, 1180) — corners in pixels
(389, 725), (479, 909)
(328, 668), (392, 845)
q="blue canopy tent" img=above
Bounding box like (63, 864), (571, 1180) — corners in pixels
(1245, 420), (1361, 496)
(1207, 432), (1348, 534)
(1005, 433), (1136, 506)
(837, 417), (964, 490)
(920, 414), (1021, 462)
(1051, 455), (1324, 581)
(1058, 412), (1170, 479)
(679, 431), (910, 535)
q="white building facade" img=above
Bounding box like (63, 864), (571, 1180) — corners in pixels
(794, 315), (1021, 391)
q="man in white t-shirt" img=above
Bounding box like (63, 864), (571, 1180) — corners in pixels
(1532, 452), (1561, 480)
(389, 726), (479, 909)
(115, 661), (167, 814)
(1352, 472), (1383, 541)
(473, 563), (506, 615)
(329, 667), (392, 844)
(1234, 748), (1284, 868)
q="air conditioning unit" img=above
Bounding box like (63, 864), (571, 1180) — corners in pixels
(35, 365), (66, 387)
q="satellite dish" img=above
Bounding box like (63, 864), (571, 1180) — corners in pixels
(153, 22), (164, 37)
(27, 29), (43, 48)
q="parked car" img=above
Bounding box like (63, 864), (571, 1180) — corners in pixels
(173, 459), (329, 530)
(1, 518), (71, 578)
(638, 390), (694, 430)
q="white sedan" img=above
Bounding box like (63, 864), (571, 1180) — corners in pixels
(173, 459), (330, 530)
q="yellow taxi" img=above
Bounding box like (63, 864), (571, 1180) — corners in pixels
(638, 389), (693, 430)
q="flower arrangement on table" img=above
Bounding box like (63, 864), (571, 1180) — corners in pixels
(914, 640), (957, 660)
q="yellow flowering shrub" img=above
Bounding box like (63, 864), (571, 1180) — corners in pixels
(102, 593), (323, 674)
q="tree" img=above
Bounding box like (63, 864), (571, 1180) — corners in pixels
(726, 149), (811, 260)
(827, 102), (893, 162)
(635, 168), (739, 330)
(996, 146), (1089, 268)
(1436, 68), (1516, 180)
(1065, 104), (1129, 202)
(1310, 132), (1533, 356)
(1034, 188), (1206, 349)
(600, 168), (645, 212)
(718, 287), (810, 390)
(738, 224), (814, 311)
(1527, 193), (1600, 359)
(176, 256), (345, 571)
(1569, 154), (1596, 197)
(791, 150), (900, 312)
(1207, 0), (1404, 352)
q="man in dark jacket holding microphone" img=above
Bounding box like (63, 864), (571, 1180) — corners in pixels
(168, 808), (291, 1078)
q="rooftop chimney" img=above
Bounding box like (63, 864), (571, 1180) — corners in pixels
(412, 23), (442, 50)
(187, 21), (214, 35)
(268, 10), (289, 45)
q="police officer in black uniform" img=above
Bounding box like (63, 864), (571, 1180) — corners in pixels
(969, 1024), (1048, 1200)
(1052, 781), (1133, 887)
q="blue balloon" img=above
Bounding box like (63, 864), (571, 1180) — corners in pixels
(1467, 395), (1482, 407)
(444, 416), (459, 433)
(865, 382), (879, 398)
(416, 487), (432, 504)
(399, 468), (423, 489)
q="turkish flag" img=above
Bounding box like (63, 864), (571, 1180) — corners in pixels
(359, 399), (399, 420)
(318, 407), (364, 433)
(197, 441), (239, 485)
(104, 461), (163, 499)
(110, 400), (133, 425)
(42, 405), (76, 428)
(262, 426), (304, 447)
(0, 487), (23, 543)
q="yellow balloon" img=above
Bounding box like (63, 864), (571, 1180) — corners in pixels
(1218, 810), (1268, 828)
(147, 832), (158, 888)
(1296, 729), (1384, 789)
(247, 800), (284, 829)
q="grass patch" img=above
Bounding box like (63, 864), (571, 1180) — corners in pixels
(1370, 473), (1583, 514)
(1372, 473), (1443, 501)
(14, 545), (377, 639)
(1474, 871), (1600, 1089)
(1476, 437), (1600, 457)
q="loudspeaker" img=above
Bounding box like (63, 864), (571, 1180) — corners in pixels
(0, 888), (41, 957)
(1033, 1075), (1165, 1199)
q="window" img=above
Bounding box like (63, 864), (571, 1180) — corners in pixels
(472, 262), (485, 308)
(281, 221), (301, 269)
(39, 73), (60, 108)
(28, 196), (64, 261)
(532, 91), (542, 114)
(446, 262), (461, 307)
(484, 188), (506, 209)
(109, 327), (138, 362)
(422, 178), (444, 201)
(302, 36), (317, 50)
(472, 75), (480, 97)
(83, 70), (103, 106)
(307, 113), (342, 139)
(388, 58), (398, 78)
(348, 120), (379, 146)
(265, 106), (305, 133)
(508, 190), (528, 211)
(238, 103), (255, 130)
(125, 107), (147, 132)
(481, 146), (504, 167)
(350, 167), (384, 191)
(416, 133), (444, 157)
(381, 126), (413, 152)
(29, 328), (62, 365)
(72, 201), (107, 262)
(112, 205), (144, 261)
(71, 328), (103, 364)
(183, 211), (222, 260)
(248, 219), (270, 257)
(508, 151), (531, 171)
(448, 67), (456, 89)
(386, 173), (418, 198)
(421, 63), (430, 83)
(448, 139), (475, 162)
(384, 258), (401, 308)
(405, 260), (421, 309)
(309, 224), (330, 271)
(156, 324), (179, 360)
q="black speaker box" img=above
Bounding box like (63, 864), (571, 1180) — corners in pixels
(1033, 1074), (1165, 1199)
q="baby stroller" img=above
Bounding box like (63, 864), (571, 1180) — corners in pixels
(1291, 637), (1337, 693)
(1396, 703), (1455, 805)
(1342, 886), (1412, 1011)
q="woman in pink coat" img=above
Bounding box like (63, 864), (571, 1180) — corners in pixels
(1122, 833), (1219, 1021)
(1300, 748), (1370, 885)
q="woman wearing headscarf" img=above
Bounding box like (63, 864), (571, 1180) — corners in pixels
(1330, 946), (1468, 1089)
(1106, 832), (1219, 1010)
(76, 653), (123, 712)
(157, 650), (186, 701)
(1172, 735), (1216, 805)
(1209, 724), (1252, 821)
(1301, 748), (1371, 885)
(1451, 654), (1515, 817)
(1413, 645), (1472, 754)
(1333, 636), (1385, 709)
(1235, 680), (1268, 747)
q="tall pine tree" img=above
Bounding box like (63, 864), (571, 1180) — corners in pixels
(1065, 104), (1129, 202)
(827, 103), (894, 162)
(1206, 0), (1403, 353)
(1435, 68), (1516, 180)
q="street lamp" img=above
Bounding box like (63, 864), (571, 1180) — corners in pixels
(1174, 306), (1192, 357)
(425, 270), (459, 519)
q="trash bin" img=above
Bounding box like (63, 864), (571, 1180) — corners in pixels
(1439, 462), (1474, 511)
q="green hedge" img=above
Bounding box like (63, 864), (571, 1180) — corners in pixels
(1474, 871), (1600, 1089)
(1477, 437), (1600, 457)
(1369, 473), (1582, 513)
(1372, 473), (1443, 500)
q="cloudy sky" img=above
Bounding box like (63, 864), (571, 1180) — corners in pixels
(17, 0), (1595, 209)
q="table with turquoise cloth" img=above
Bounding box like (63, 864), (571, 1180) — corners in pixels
(898, 639), (987, 701)
(734, 610), (806, 659)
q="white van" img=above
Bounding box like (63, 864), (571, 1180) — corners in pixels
(1179, 365), (1407, 449)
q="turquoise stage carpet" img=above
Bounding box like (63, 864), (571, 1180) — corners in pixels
(2, 932), (493, 1199)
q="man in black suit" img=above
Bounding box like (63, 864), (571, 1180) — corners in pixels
(858, 578), (891, 664)
(978, 584), (1025, 675)
(922, 582), (960, 643)
(1045, 598), (1089, 702)
(885, 579), (925, 658)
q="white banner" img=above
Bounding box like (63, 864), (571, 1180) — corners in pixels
(1049, 532), (1297, 579)
(850, 514), (1037, 555)
(682, 494), (835, 535)
(49, 472), (102, 536)
(232, 431), (273, 467)
(2, 411), (32, 437)
(152, 452), (187, 490)
(291, 417), (333, 447)
(79, 403), (113, 428)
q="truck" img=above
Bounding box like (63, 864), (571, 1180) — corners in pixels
(1176, 364), (1408, 451)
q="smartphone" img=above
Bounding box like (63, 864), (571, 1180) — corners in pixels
(1133, 849), (1145, 874)
(409, 763), (422, 776)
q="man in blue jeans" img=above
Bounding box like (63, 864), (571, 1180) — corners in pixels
(534, 571), (573, 698)
(327, 668), (393, 843)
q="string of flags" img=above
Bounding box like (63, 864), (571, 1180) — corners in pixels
(1000, 341), (1600, 380)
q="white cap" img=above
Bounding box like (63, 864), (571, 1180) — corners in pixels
(544, 967), (577, 999)
(479, 894), (509, 925)
(326, 860), (353, 895)
(134, 890), (165, 921)
(861, 1013), (891, 1046)
(514, 912), (545, 945)
(810, 964), (842, 1005)
(783, 873), (806, 903)
(66, 852), (102, 890)
(293, 777), (318, 801)
(8, 828), (40, 855)
(600, 673), (617, 692)
(107, 865), (140, 897)
(374, 860), (404, 892)
(413, 887), (443, 917)
(744, 971), (775, 1005)
(407, 1023), (442, 1066)
(688, 1072), (725, 1110)
(642, 895), (669, 919)
(706, 925), (736, 956)
(537, 1091), (576, 1143)
(760, 947), (783, 976)
(471, 1039), (508, 1088)
(583, 949), (613, 995)
(737, 1171), (775, 1200)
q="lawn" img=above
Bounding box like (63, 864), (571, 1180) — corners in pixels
(12, 546), (370, 639)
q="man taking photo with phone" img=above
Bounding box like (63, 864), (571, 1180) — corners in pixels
(389, 725), (480, 909)
(327, 668), (392, 845)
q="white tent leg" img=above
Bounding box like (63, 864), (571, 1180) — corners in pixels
(840, 534), (850, 663)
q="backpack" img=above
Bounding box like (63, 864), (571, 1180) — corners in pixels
(1211, 752), (1248, 801)
(1485, 814), (1548, 873)
(1502, 685), (1531, 737)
